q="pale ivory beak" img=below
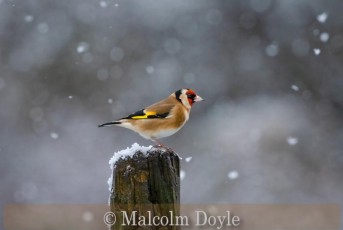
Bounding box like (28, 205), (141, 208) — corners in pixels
(194, 95), (204, 102)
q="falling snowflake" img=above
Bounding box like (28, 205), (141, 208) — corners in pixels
(24, 15), (34, 22)
(50, 132), (59, 140)
(77, 42), (90, 53)
(320, 32), (330, 43)
(316, 12), (328, 24)
(227, 170), (239, 180)
(99, 1), (107, 8)
(265, 43), (279, 57)
(146, 66), (155, 74)
(185, 157), (192, 162)
(287, 136), (298, 145)
(313, 48), (321, 55)
(180, 170), (186, 181)
(291, 85), (299, 91)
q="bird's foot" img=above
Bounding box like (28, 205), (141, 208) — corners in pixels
(151, 139), (174, 152)
(152, 145), (174, 152)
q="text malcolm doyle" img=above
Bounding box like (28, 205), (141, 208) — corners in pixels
(104, 210), (240, 229)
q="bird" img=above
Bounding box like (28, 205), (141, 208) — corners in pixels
(98, 88), (204, 147)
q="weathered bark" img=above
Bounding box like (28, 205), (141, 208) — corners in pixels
(109, 147), (180, 230)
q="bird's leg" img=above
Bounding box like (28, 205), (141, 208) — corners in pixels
(152, 138), (173, 151)
(152, 138), (165, 147)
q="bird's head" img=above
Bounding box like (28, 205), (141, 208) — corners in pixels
(174, 88), (204, 109)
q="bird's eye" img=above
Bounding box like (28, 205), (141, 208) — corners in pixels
(187, 94), (195, 99)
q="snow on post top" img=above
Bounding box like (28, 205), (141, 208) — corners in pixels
(108, 143), (152, 170)
(107, 143), (151, 193)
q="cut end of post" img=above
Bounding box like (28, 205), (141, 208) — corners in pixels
(108, 143), (152, 170)
(108, 143), (178, 170)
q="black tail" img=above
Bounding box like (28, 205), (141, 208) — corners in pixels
(98, 121), (121, 127)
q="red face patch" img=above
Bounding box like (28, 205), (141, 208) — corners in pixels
(188, 98), (193, 105)
(186, 89), (196, 106)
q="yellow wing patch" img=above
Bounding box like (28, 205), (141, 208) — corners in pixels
(124, 109), (169, 120)
(130, 111), (157, 119)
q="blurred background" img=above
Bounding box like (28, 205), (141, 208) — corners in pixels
(1, 0), (343, 228)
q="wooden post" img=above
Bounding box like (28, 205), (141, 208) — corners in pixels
(108, 146), (180, 230)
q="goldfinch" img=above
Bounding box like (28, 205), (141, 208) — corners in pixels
(99, 88), (204, 146)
